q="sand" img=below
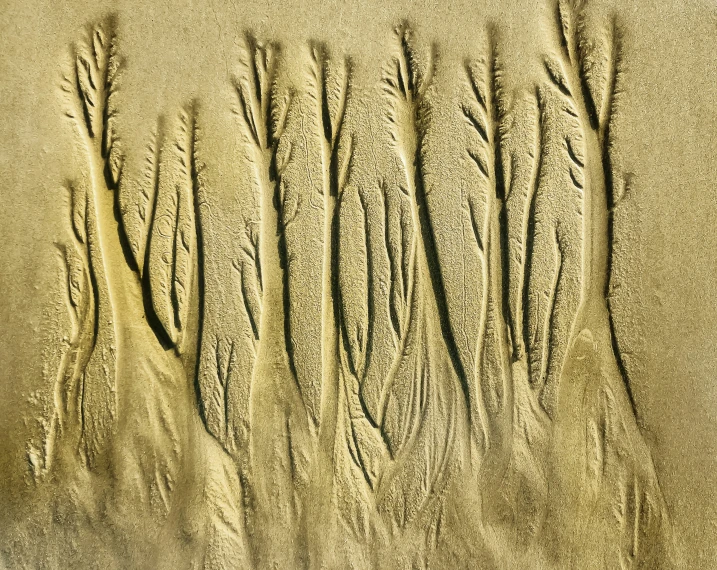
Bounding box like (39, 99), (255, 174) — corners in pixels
(1, 0), (716, 567)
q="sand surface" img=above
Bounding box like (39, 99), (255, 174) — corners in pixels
(1, 0), (716, 567)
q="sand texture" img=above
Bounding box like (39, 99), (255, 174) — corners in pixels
(1, 0), (716, 568)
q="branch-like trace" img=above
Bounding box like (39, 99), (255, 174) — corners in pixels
(216, 337), (237, 447)
(307, 41), (354, 449)
(232, 222), (262, 353)
(353, 185), (378, 408)
(372, 24), (469, 547)
(41, 19), (258, 569)
(146, 105), (200, 353)
(231, 32), (296, 415)
(532, 2), (671, 565)
(331, 182), (394, 546)
(47, 183), (98, 472)
(231, 32), (312, 570)
(381, 178), (412, 355)
(54, 18), (123, 469)
(123, 120), (163, 279)
(36, 13), (675, 570)
(462, 34), (513, 454)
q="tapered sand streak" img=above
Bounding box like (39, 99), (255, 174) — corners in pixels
(233, 34), (309, 569)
